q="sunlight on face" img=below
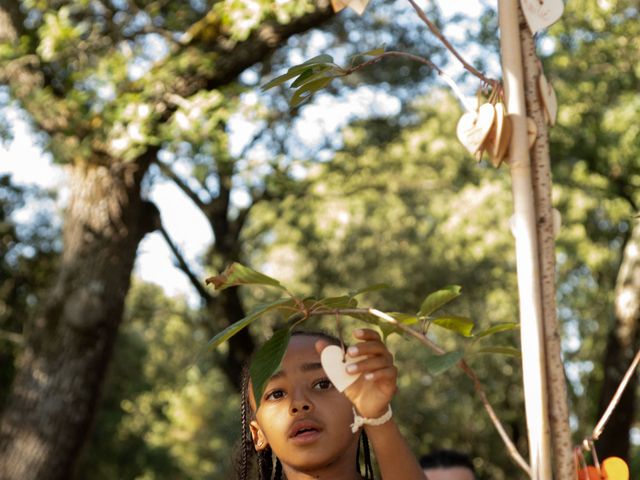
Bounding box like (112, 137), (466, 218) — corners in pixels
(249, 335), (360, 476)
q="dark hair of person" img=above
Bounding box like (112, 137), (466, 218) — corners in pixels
(419, 449), (476, 476)
(234, 330), (375, 479)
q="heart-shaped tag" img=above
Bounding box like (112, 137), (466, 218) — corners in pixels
(538, 72), (558, 126)
(331, 0), (370, 15)
(521, 0), (564, 34)
(320, 345), (366, 393)
(488, 103), (511, 167)
(602, 456), (629, 480)
(496, 113), (512, 165)
(456, 103), (496, 156)
(527, 117), (538, 148)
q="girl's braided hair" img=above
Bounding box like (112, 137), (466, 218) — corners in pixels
(233, 330), (375, 479)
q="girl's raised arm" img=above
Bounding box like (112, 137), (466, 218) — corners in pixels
(317, 328), (424, 479)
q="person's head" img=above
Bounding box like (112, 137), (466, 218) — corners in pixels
(420, 449), (477, 480)
(235, 330), (374, 480)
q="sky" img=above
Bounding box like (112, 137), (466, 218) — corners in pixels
(0, 0), (487, 305)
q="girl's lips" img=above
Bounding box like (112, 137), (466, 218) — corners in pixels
(288, 419), (323, 445)
(289, 428), (322, 445)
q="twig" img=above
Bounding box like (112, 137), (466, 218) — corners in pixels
(406, 0), (496, 88)
(344, 51), (474, 112)
(586, 348), (640, 443)
(310, 307), (532, 476)
(159, 222), (213, 303)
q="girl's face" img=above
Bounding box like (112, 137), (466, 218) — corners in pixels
(249, 334), (361, 477)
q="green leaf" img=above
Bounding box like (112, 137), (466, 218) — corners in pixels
(205, 262), (284, 291)
(261, 70), (305, 91)
(250, 328), (292, 409)
(432, 315), (474, 337)
(290, 77), (332, 107)
(474, 322), (519, 339)
(390, 312), (418, 325)
(425, 350), (464, 375)
(315, 296), (358, 309)
(205, 298), (293, 350)
(474, 346), (521, 357)
(290, 66), (335, 88)
(360, 46), (385, 56)
(418, 285), (462, 317)
(290, 67), (316, 88)
(300, 54), (334, 66)
(349, 283), (390, 297)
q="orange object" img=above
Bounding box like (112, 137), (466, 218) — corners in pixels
(576, 465), (601, 480)
(602, 457), (629, 480)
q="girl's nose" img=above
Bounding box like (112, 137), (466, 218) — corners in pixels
(289, 391), (313, 414)
(290, 402), (311, 414)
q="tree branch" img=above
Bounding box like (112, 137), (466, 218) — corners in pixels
(156, 159), (209, 211)
(406, 0), (495, 87)
(344, 51), (476, 112)
(158, 222), (213, 303)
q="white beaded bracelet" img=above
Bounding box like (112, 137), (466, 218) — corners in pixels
(350, 405), (393, 433)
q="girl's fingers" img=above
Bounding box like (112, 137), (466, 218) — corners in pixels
(353, 328), (381, 341)
(346, 356), (391, 375)
(348, 340), (392, 360)
(361, 366), (398, 384)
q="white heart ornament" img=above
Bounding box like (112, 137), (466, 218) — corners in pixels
(521, 0), (564, 34)
(538, 72), (557, 126)
(331, 0), (370, 15)
(456, 103), (496, 156)
(320, 345), (367, 393)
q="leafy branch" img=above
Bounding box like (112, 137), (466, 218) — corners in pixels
(261, 49), (480, 112)
(261, 0), (499, 112)
(204, 262), (528, 475)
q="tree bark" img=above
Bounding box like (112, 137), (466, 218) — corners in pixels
(519, 13), (574, 480)
(0, 156), (159, 480)
(595, 218), (640, 460)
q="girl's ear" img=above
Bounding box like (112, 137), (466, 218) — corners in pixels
(250, 420), (269, 451)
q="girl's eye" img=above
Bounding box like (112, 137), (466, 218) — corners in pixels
(314, 378), (333, 390)
(265, 389), (285, 401)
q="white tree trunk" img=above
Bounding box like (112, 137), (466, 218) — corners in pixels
(498, 1), (553, 477)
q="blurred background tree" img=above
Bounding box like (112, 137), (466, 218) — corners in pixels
(0, 0), (638, 478)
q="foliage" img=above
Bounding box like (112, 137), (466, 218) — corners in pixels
(0, 175), (59, 407)
(76, 282), (240, 479)
(206, 262), (516, 413)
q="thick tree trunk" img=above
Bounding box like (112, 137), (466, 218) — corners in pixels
(595, 218), (640, 460)
(0, 158), (159, 480)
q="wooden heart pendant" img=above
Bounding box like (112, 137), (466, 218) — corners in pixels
(320, 345), (367, 392)
(487, 103), (512, 167)
(521, 0), (564, 34)
(538, 71), (558, 126)
(456, 103), (496, 156)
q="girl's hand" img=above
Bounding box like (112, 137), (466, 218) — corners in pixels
(316, 328), (397, 419)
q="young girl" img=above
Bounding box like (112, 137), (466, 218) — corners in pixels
(235, 328), (424, 479)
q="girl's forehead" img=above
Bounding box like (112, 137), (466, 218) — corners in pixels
(283, 334), (323, 362)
